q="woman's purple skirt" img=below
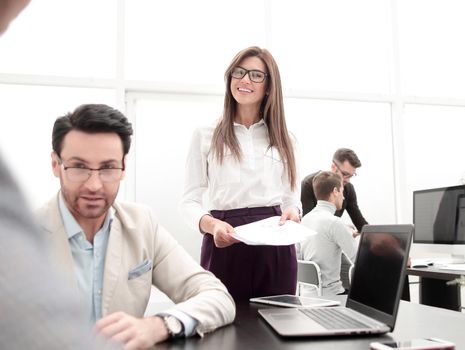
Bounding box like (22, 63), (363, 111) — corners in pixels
(200, 205), (297, 302)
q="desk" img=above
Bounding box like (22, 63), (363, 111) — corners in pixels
(407, 266), (464, 311)
(157, 300), (465, 349)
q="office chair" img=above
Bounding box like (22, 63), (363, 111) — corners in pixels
(340, 253), (354, 291)
(297, 259), (322, 296)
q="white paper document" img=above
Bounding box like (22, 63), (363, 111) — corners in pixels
(232, 216), (316, 246)
(437, 263), (465, 271)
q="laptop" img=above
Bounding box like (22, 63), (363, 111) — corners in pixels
(259, 224), (413, 337)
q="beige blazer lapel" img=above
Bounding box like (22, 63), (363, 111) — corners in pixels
(38, 194), (80, 297)
(101, 214), (123, 317)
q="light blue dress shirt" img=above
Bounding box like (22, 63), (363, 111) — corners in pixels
(58, 194), (111, 324)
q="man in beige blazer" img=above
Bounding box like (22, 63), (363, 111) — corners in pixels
(36, 104), (235, 349)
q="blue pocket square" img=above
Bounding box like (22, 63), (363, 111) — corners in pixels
(128, 259), (152, 280)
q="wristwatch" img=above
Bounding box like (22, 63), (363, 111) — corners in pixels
(161, 315), (184, 339)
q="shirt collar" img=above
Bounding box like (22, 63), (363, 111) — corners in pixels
(233, 118), (266, 128)
(316, 200), (337, 215)
(58, 192), (113, 240)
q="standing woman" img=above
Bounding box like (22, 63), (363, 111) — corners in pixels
(180, 46), (301, 302)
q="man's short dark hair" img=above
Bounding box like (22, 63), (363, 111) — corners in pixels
(333, 148), (361, 168)
(313, 171), (343, 201)
(52, 104), (133, 157)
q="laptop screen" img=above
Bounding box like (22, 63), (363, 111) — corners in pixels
(346, 225), (413, 328)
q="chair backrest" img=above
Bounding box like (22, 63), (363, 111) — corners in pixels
(348, 264), (355, 285)
(340, 252), (354, 291)
(297, 259), (322, 296)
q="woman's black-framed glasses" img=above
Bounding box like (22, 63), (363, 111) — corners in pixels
(231, 66), (268, 83)
(57, 155), (125, 183)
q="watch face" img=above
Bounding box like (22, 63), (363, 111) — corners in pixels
(165, 316), (183, 335)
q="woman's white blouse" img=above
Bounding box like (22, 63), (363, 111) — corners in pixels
(180, 119), (302, 232)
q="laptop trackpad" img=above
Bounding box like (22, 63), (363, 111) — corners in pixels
(259, 308), (326, 335)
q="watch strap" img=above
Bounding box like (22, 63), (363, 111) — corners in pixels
(161, 315), (184, 339)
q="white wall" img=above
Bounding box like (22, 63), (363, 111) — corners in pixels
(130, 95), (223, 259)
(284, 98), (396, 225)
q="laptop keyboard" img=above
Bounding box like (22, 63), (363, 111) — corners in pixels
(300, 308), (371, 330)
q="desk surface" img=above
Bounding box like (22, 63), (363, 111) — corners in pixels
(158, 299), (465, 349)
(407, 266), (465, 280)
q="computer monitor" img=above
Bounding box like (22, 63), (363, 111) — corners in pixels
(413, 185), (465, 262)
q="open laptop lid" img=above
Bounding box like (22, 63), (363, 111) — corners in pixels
(346, 224), (413, 331)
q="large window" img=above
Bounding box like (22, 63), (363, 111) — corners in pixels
(0, 0), (117, 78)
(0, 85), (116, 208)
(400, 104), (465, 223)
(1, 0), (464, 260)
(271, 0), (393, 94)
(398, 0), (465, 98)
(285, 98), (395, 224)
(125, 0), (267, 84)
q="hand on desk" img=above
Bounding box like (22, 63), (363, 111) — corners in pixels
(95, 312), (169, 349)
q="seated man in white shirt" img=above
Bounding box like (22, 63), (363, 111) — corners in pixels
(36, 104), (235, 349)
(298, 171), (358, 296)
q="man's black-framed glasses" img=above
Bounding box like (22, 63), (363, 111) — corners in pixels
(57, 155), (125, 183)
(333, 161), (356, 179)
(231, 66), (268, 83)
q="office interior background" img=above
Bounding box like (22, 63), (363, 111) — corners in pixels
(1, 0), (464, 300)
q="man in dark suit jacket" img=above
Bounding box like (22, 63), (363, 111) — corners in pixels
(301, 148), (368, 233)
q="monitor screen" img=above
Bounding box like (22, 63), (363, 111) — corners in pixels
(413, 185), (465, 244)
